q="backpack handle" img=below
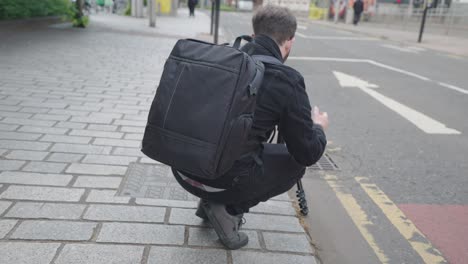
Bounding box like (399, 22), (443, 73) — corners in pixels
(233, 35), (253, 49)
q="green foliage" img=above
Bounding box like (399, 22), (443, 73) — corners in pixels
(0, 0), (71, 20)
(65, 1), (89, 28)
(124, 1), (132, 15)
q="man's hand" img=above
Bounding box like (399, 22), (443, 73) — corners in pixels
(312, 106), (329, 130)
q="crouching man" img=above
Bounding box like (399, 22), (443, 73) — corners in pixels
(172, 5), (329, 250)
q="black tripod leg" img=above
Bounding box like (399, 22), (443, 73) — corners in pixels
(296, 180), (309, 216)
(276, 128), (309, 216)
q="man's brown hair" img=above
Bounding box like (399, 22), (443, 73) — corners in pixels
(252, 5), (297, 45)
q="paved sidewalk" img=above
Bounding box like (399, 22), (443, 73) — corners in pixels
(308, 20), (468, 58)
(0, 9), (316, 264)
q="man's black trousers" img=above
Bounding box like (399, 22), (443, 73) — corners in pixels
(174, 143), (306, 214)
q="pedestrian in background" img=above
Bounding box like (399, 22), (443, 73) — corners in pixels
(353, 0), (364, 25)
(188, 0), (198, 17)
(104, 0), (114, 13)
(96, 0), (105, 12)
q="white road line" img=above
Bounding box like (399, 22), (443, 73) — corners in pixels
(366, 60), (431, 81)
(381, 44), (419, 53)
(289, 57), (468, 96)
(298, 25), (307, 30)
(289, 57), (367, 63)
(295, 32), (377, 41)
(334, 71), (461, 135)
(438, 82), (468, 95)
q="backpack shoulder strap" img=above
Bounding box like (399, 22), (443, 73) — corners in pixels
(252, 55), (283, 65)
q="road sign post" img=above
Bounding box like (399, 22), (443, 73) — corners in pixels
(214, 0), (220, 44)
(418, 0), (429, 43)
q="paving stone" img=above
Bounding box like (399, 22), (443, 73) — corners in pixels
(86, 190), (131, 204)
(6, 202), (86, 219)
(1, 117), (56, 127)
(232, 251), (316, 264)
(67, 163), (127, 175)
(0, 131), (41, 140)
(139, 157), (162, 164)
(47, 153), (84, 162)
(148, 246), (227, 264)
(11, 220), (96, 241)
(55, 121), (87, 129)
(0, 112), (33, 119)
(0, 140), (51, 151)
(0, 242), (60, 264)
(120, 126), (145, 133)
(250, 200), (296, 216)
(123, 133), (143, 140)
(18, 125), (68, 134)
(68, 105), (102, 112)
(0, 220), (17, 238)
(0, 201), (12, 215)
(97, 223), (184, 245)
(22, 161), (67, 173)
(87, 124), (118, 131)
(0, 186), (84, 202)
(55, 244), (144, 264)
(70, 116), (113, 124)
(135, 198), (197, 208)
(169, 208), (208, 227)
(0, 172), (72, 186)
(74, 176), (122, 188)
(113, 147), (144, 156)
(33, 114), (71, 121)
(0, 105), (21, 112)
(69, 129), (123, 138)
(20, 101), (68, 109)
(243, 214), (304, 232)
(6, 150), (49, 161)
(84, 204), (165, 222)
(188, 228), (261, 249)
(113, 120), (146, 127)
(0, 160), (26, 170)
(263, 232), (313, 253)
(51, 143), (112, 155)
(82, 155), (138, 165)
(0, 149), (7, 156)
(40, 135), (92, 144)
(20, 107), (50, 114)
(48, 109), (89, 117)
(93, 138), (140, 148)
(0, 124), (19, 131)
(89, 113), (123, 119)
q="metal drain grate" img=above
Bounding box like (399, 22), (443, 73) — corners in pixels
(307, 153), (339, 171)
(117, 163), (198, 201)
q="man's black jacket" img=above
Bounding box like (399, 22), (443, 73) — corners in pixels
(241, 35), (327, 166)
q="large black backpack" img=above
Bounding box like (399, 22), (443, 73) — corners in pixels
(141, 36), (280, 180)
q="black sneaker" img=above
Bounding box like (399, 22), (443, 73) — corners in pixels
(201, 200), (249, 250)
(195, 199), (208, 221)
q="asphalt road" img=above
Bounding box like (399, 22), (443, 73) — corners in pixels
(218, 11), (468, 264)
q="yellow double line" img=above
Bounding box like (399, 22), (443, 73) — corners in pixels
(325, 175), (447, 264)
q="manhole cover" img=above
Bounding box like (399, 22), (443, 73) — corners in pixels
(117, 163), (198, 201)
(307, 153), (339, 171)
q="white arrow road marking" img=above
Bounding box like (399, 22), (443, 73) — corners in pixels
(333, 71), (461, 135)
